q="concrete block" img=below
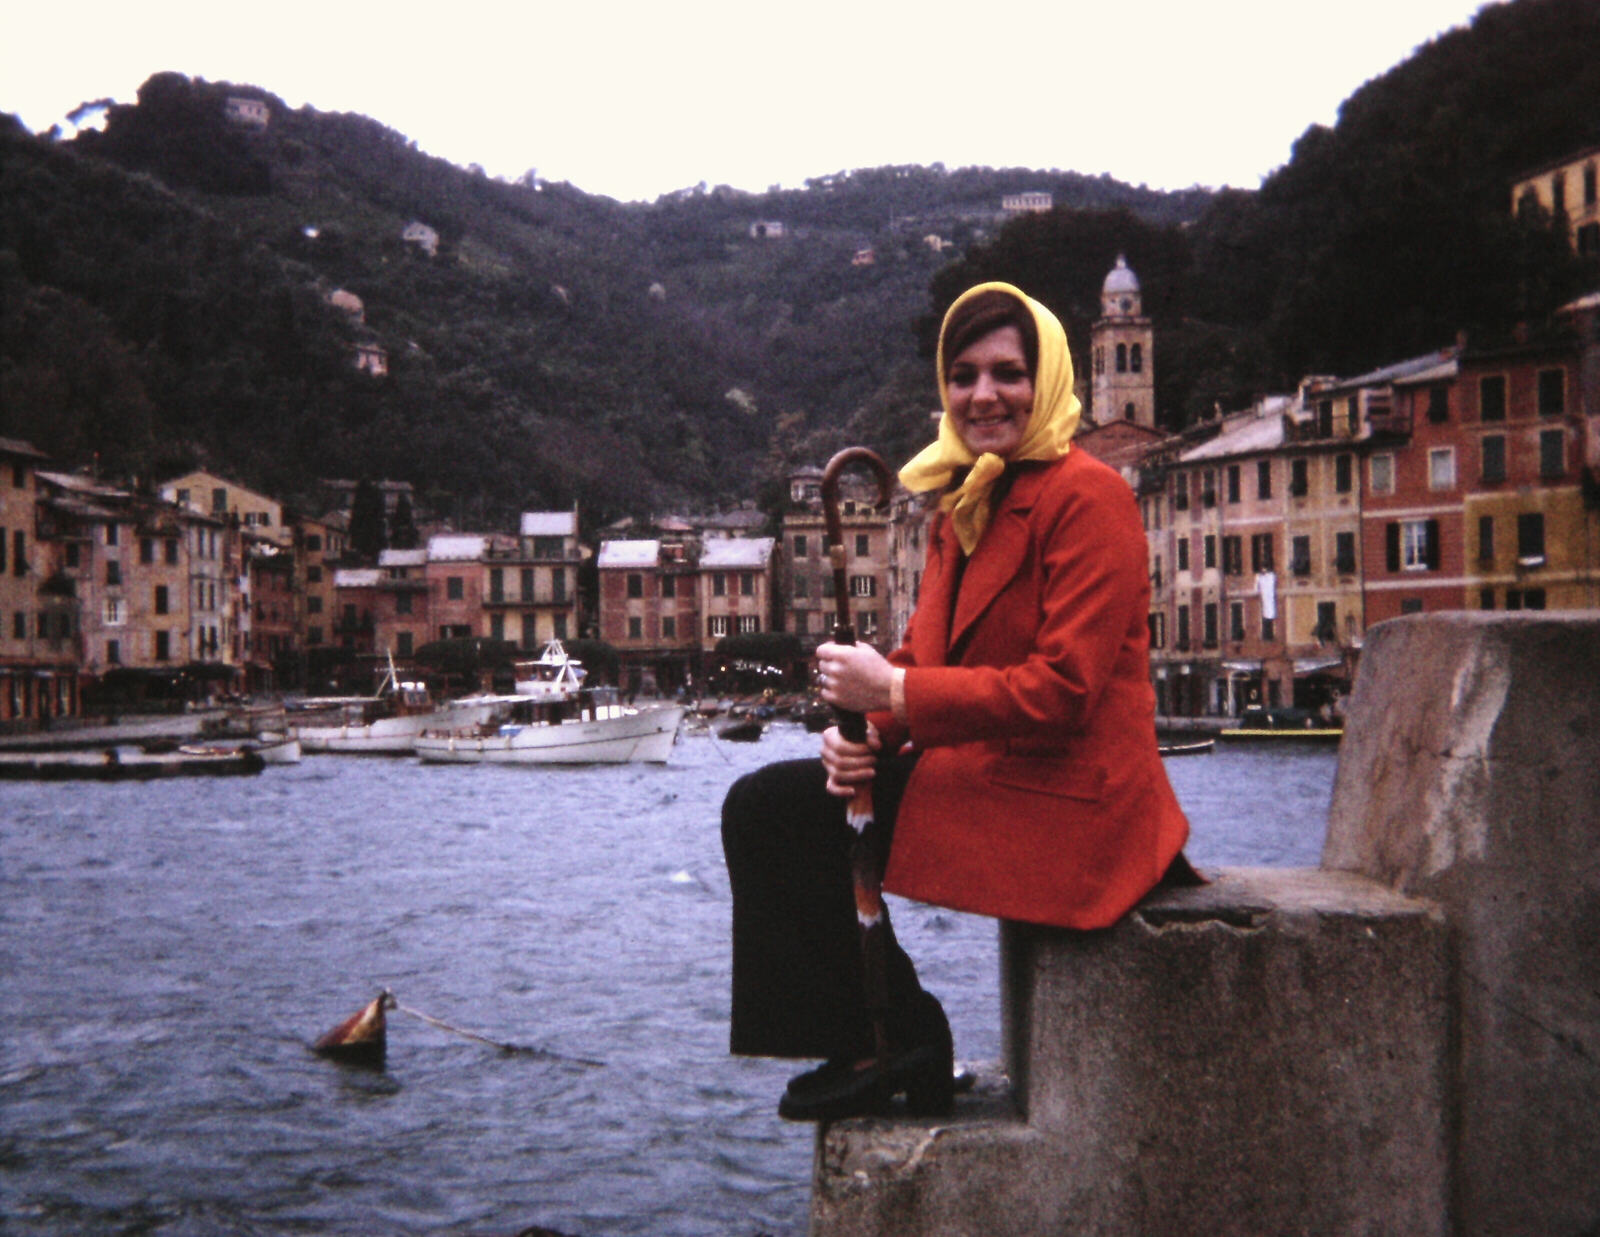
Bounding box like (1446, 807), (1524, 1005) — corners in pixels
(813, 869), (1449, 1237)
(1324, 612), (1600, 1237)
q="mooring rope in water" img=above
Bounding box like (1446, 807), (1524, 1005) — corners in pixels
(393, 1000), (604, 1068)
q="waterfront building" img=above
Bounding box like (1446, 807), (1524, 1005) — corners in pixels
(161, 468), (291, 548)
(330, 567), (381, 658)
(295, 513), (347, 654)
(243, 532), (296, 691)
(1449, 326), (1597, 611)
(696, 537), (777, 650)
(0, 438), (79, 726)
(373, 548), (430, 658)
(781, 470), (891, 653)
(480, 510), (581, 650)
(425, 535), (489, 643)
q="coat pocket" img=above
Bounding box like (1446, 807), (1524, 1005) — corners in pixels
(989, 756), (1107, 802)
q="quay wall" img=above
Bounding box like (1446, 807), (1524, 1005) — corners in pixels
(811, 613), (1600, 1237)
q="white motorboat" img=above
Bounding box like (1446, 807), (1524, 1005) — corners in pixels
(414, 689), (685, 765)
(290, 657), (497, 755)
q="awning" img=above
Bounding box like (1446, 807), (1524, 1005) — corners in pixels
(1293, 656), (1345, 675)
(1222, 660), (1262, 673)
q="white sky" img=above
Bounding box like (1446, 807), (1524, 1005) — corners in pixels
(2, 0), (1495, 203)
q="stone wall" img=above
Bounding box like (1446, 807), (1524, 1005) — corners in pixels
(812, 613), (1600, 1237)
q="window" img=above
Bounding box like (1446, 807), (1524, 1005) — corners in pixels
(397, 631), (413, 656)
(306, 534), (323, 552)
(165, 539), (179, 565)
(1478, 516), (1494, 564)
(12, 612), (23, 639)
(1176, 605), (1190, 651)
(738, 615), (759, 634)
(307, 565), (323, 584)
(1540, 429), (1565, 478)
(1291, 535), (1312, 576)
(1250, 533), (1275, 574)
(1480, 588), (1495, 611)
(1174, 473), (1188, 511)
(307, 596), (323, 615)
(855, 534), (869, 558)
(1334, 454), (1352, 494)
(659, 574), (674, 599)
(1479, 375), (1506, 421)
(553, 613), (569, 640)
(1517, 512), (1545, 565)
(662, 616), (676, 639)
(1262, 615), (1275, 642)
(395, 592), (412, 615)
(154, 585), (169, 615)
(1506, 588), (1546, 611)
(713, 573), (726, 596)
(447, 576), (464, 600)
(10, 530), (22, 577)
(103, 598), (124, 626)
(1318, 400), (1334, 438)
(628, 616), (642, 639)
(521, 567), (535, 601)
(155, 630), (171, 661)
(1370, 454), (1394, 495)
(140, 537), (155, 564)
(1257, 460), (1272, 500)
(1226, 465), (1240, 504)
(849, 575), (877, 598)
(1201, 471), (1216, 508)
(1116, 343), (1128, 372)
(1429, 448), (1456, 490)
(1426, 386), (1448, 424)
(626, 573), (643, 599)
(1130, 343), (1143, 373)
(1314, 602), (1338, 643)
(1151, 555), (1163, 588)
(1347, 396), (1360, 435)
(107, 639), (120, 665)
(1400, 598), (1424, 615)
(1229, 602), (1244, 643)
(533, 536), (565, 558)
(105, 524), (118, 546)
(1335, 532), (1356, 575)
(793, 535), (807, 559)
(1482, 435), (1507, 483)
(1289, 458), (1309, 497)
(1202, 603), (1218, 649)
(106, 560), (121, 586)
(792, 611), (808, 636)
(741, 572), (755, 596)
(489, 568), (505, 603)
(308, 626), (323, 645)
(793, 575), (808, 598)
(1203, 536), (1216, 570)
(1388, 519), (1440, 572)
(709, 615), (730, 638)
(64, 543), (77, 568)
(1222, 536), (1242, 576)
(1148, 611), (1165, 649)
(1176, 538), (1190, 572)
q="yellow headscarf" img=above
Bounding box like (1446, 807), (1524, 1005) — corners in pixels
(899, 282), (1081, 554)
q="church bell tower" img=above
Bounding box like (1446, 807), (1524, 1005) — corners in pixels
(1090, 254), (1155, 428)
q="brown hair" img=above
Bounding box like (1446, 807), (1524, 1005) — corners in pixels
(941, 289), (1039, 382)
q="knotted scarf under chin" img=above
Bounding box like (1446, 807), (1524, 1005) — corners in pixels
(898, 282), (1081, 555)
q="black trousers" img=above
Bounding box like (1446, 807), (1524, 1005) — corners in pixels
(721, 753), (944, 1060)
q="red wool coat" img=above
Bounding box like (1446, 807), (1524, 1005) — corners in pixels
(872, 449), (1190, 930)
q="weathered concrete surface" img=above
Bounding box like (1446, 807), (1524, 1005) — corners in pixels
(1324, 612), (1600, 1237)
(814, 869), (1449, 1237)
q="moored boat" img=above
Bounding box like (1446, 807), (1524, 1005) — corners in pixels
(714, 717), (765, 743)
(290, 659), (497, 755)
(1158, 739), (1216, 757)
(0, 744), (266, 780)
(415, 689), (684, 765)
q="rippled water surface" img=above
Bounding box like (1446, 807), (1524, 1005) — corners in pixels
(1, 725), (1336, 1235)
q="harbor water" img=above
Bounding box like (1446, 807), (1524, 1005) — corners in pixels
(1, 723), (1338, 1236)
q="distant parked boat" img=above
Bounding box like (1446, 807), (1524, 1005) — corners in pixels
(715, 717), (765, 743)
(291, 656), (497, 755)
(1157, 739), (1215, 757)
(0, 745), (265, 780)
(1218, 706), (1343, 743)
(415, 690), (684, 765)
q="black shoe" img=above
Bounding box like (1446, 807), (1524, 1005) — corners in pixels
(776, 1043), (955, 1122)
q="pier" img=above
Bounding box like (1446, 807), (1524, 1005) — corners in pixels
(811, 612), (1599, 1237)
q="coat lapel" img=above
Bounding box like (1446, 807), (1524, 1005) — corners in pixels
(947, 466), (1048, 655)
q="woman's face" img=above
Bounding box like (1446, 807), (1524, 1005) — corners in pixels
(945, 325), (1035, 458)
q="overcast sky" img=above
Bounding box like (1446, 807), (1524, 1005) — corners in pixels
(3, 0), (1496, 202)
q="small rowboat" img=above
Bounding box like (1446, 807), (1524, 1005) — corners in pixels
(1158, 739), (1215, 757)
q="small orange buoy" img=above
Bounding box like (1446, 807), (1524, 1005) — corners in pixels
(313, 990), (395, 1068)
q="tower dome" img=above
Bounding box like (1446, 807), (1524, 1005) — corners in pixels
(1101, 254), (1142, 317)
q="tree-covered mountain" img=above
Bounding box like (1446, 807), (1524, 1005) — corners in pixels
(1, 0), (1595, 530)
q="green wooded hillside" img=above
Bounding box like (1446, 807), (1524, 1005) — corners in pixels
(2, 0), (1595, 529)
